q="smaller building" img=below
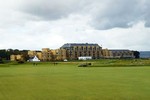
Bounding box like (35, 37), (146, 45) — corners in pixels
(109, 50), (134, 58)
(10, 55), (24, 61)
(36, 52), (42, 60)
(102, 49), (113, 58)
(42, 48), (52, 61)
(28, 51), (37, 57)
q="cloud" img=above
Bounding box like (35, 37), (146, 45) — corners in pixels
(19, 0), (84, 20)
(0, 0), (150, 51)
(89, 0), (149, 29)
(76, 21), (150, 51)
(17, 0), (150, 29)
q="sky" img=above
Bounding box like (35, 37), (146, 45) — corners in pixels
(0, 0), (150, 51)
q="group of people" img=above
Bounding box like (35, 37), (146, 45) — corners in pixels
(33, 63), (38, 66)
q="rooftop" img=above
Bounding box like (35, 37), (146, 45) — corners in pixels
(109, 49), (131, 52)
(61, 43), (100, 48)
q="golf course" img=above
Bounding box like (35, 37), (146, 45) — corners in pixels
(0, 59), (150, 100)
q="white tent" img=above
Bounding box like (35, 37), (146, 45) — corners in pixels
(31, 56), (40, 62)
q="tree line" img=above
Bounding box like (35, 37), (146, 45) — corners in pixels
(0, 49), (29, 61)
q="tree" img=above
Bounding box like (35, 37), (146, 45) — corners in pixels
(13, 49), (20, 55)
(133, 51), (140, 58)
(0, 57), (3, 63)
(0, 49), (7, 60)
(20, 50), (29, 61)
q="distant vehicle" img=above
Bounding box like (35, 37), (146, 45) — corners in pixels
(78, 56), (92, 60)
(64, 59), (68, 62)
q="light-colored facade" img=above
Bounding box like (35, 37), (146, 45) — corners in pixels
(10, 55), (24, 61)
(28, 50), (42, 60)
(41, 48), (67, 61)
(36, 52), (42, 60)
(109, 50), (134, 58)
(28, 51), (36, 57)
(57, 49), (67, 60)
(39, 44), (135, 61)
(42, 48), (52, 61)
(102, 49), (113, 58)
(10, 55), (16, 61)
(60, 43), (103, 60)
(51, 49), (66, 60)
(10, 43), (135, 61)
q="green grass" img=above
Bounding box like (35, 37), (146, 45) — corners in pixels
(0, 59), (150, 100)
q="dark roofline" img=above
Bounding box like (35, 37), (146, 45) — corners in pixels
(109, 49), (132, 51)
(109, 49), (130, 51)
(61, 43), (101, 48)
(64, 43), (99, 45)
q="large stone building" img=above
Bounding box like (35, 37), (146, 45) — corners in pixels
(60, 43), (103, 60)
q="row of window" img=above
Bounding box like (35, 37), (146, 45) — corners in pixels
(113, 53), (133, 56)
(68, 46), (101, 50)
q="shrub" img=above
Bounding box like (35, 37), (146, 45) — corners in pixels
(17, 61), (24, 64)
(88, 63), (92, 65)
(78, 64), (88, 67)
(0, 57), (3, 63)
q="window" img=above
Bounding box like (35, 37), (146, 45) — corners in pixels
(85, 46), (87, 50)
(81, 46), (83, 50)
(90, 47), (92, 50)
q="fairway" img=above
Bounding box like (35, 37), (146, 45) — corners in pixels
(0, 61), (150, 100)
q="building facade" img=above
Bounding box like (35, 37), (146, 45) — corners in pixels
(10, 43), (135, 61)
(60, 43), (103, 60)
(109, 50), (134, 58)
(28, 50), (42, 60)
(42, 48), (52, 61)
(10, 55), (24, 61)
(101, 49), (113, 58)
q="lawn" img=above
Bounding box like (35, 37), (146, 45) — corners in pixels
(0, 60), (150, 100)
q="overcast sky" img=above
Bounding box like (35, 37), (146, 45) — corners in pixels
(0, 0), (150, 51)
